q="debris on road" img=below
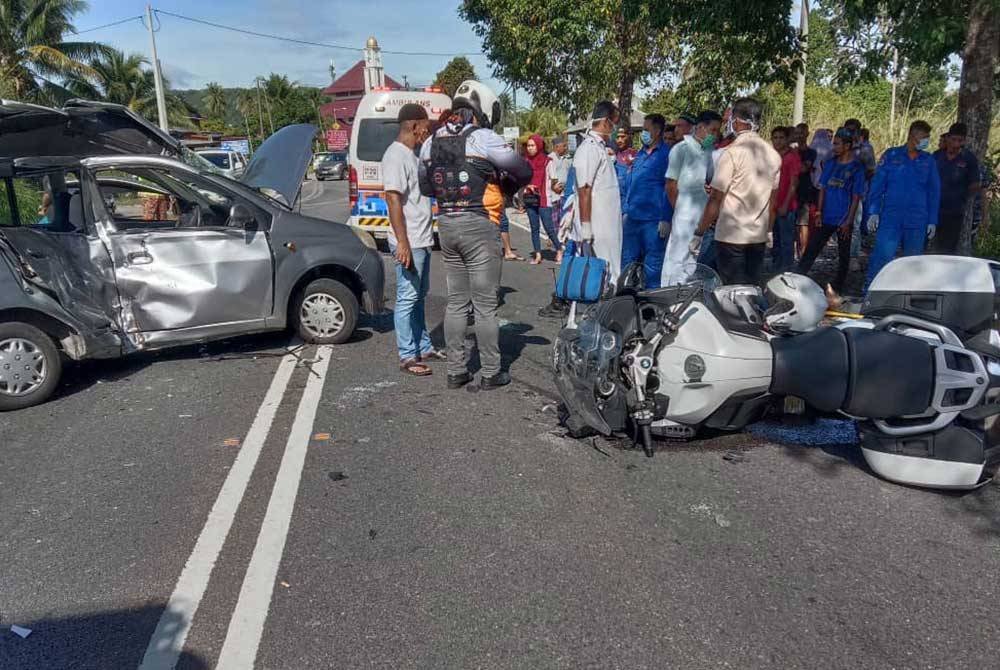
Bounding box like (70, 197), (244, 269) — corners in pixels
(10, 625), (32, 639)
(223, 438), (241, 447)
(313, 433), (331, 441)
(747, 418), (858, 446)
(369, 528), (377, 541)
(723, 451), (747, 463)
(280, 581), (291, 589)
(328, 471), (348, 482)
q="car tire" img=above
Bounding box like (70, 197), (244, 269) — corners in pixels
(0, 322), (62, 411)
(294, 279), (359, 345)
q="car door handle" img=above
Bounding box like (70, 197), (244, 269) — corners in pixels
(127, 251), (153, 265)
(26, 250), (47, 259)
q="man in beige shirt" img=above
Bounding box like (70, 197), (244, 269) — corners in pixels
(690, 98), (781, 285)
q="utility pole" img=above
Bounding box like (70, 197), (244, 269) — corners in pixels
(889, 47), (899, 142)
(145, 4), (169, 132)
(255, 78), (265, 137)
(792, 0), (808, 125)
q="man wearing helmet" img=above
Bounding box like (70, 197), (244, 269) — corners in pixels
(419, 80), (532, 390)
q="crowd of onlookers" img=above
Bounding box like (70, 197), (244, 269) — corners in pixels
(513, 98), (989, 312)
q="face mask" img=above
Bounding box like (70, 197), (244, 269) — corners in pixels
(725, 117), (735, 137)
(699, 133), (716, 150)
(915, 137), (930, 152)
(640, 130), (652, 146)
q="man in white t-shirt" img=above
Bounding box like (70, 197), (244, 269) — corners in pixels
(383, 104), (438, 377)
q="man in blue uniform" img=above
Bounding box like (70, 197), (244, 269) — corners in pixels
(621, 113), (672, 288)
(865, 120), (940, 289)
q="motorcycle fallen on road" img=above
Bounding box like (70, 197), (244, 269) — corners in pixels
(553, 255), (1000, 490)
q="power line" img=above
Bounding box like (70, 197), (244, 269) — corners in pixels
(153, 9), (487, 58)
(74, 15), (144, 34)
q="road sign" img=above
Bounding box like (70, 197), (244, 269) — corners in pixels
(326, 128), (349, 150)
(221, 139), (250, 155)
(503, 127), (520, 141)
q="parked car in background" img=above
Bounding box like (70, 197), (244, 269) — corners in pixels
(0, 99), (384, 411)
(315, 152), (348, 181)
(196, 148), (248, 179)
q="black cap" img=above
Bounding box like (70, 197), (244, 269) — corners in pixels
(947, 122), (968, 137)
(591, 100), (618, 121)
(696, 110), (722, 125)
(397, 104), (429, 122)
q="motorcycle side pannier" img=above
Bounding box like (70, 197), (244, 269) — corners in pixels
(863, 256), (1000, 338)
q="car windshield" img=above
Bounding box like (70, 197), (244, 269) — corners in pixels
(319, 154), (345, 165)
(356, 119), (399, 162)
(180, 146), (225, 175)
(200, 153), (231, 169)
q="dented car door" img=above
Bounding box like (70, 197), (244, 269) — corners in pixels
(89, 160), (275, 347)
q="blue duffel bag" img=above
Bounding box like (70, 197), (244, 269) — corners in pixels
(554, 241), (607, 303)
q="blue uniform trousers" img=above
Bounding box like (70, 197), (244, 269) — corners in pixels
(864, 221), (927, 290)
(622, 218), (666, 289)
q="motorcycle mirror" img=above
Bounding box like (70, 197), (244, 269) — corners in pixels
(616, 262), (645, 295)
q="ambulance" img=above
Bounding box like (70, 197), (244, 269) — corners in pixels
(348, 87), (452, 239)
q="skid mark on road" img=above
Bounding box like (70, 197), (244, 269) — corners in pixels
(215, 345), (333, 669)
(138, 350), (300, 670)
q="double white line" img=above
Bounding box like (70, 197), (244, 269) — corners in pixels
(139, 345), (333, 670)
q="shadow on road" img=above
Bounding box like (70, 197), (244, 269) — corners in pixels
(0, 604), (208, 670)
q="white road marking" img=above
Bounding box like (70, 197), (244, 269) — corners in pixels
(215, 345), (333, 670)
(138, 351), (299, 670)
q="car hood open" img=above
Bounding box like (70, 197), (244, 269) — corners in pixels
(240, 123), (315, 206)
(0, 100), (315, 206)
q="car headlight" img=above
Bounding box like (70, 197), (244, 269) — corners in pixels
(352, 227), (378, 249)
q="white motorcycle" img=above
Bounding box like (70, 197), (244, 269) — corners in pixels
(554, 256), (1000, 490)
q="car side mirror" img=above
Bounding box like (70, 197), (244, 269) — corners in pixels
(230, 203), (256, 231)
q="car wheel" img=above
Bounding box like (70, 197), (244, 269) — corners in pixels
(0, 322), (62, 411)
(294, 279), (359, 345)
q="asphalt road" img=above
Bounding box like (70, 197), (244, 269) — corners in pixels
(2, 178), (998, 670)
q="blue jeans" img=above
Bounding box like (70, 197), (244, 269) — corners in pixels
(526, 205), (561, 254)
(389, 241), (434, 361)
(772, 211), (797, 272)
(697, 227), (717, 269)
(499, 208), (510, 233)
(864, 223), (927, 291)
(622, 218), (666, 289)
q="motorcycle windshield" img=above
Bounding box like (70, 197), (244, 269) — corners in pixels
(553, 318), (624, 436)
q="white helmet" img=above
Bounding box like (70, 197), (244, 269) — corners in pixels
(764, 273), (827, 333)
(453, 80), (502, 129)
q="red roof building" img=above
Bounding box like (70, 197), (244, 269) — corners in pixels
(320, 60), (402, 128)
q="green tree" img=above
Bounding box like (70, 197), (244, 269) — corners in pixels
(460, 0), (799, 123)
(433, 56), (477, 97)
(203, 82), (227, 121)
(0, 0), (110, 103)
(518, 106), (568, 140)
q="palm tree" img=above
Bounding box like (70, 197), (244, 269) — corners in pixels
(262, 73), (296, 104)
(235, 89), (257, 149)
(203, 82), (227, 121)
(0, 0), (110, 102)
(64, 48), (195, 127)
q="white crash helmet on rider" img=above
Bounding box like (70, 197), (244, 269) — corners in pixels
(763, 273), (827, 333)
(452, 80), (502, 129)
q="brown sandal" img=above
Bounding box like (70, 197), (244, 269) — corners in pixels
(400, 358), (433, 376)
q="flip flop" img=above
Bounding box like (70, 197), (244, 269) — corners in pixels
(400, 358), (433, 376)
(421, 349), (448, 362)
(504, 253), (525, 261)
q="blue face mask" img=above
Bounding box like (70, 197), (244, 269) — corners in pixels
(640, 130), (652, 146)
(915, 137), (930, 152)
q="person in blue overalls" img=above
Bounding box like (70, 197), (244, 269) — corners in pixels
(864, 120), (940, 289)
(621, 113), (672, 288)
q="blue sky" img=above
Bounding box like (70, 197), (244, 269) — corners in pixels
(75, 1), (498, 91)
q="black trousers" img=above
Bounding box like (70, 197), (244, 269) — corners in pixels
(932, 209), (964, 254)
(797, 223), (852, 291)
(716, 242), (766, 285)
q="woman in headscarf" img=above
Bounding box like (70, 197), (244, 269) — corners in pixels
(524, 134), (563, 264)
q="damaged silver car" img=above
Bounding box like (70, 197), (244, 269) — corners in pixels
(0, 100), (384, 410)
